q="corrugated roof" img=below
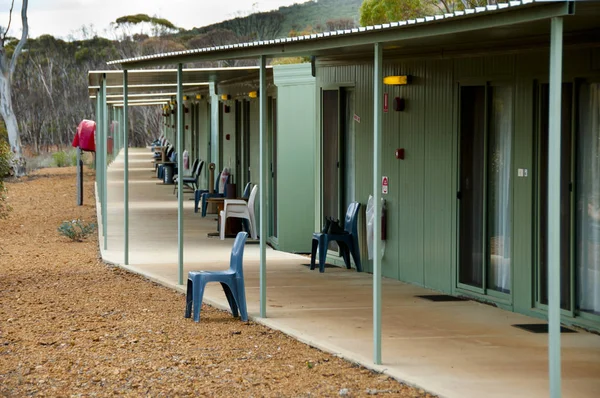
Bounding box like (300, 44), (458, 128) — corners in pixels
(108, 0), (542, 66)
(88, 66), (273, 96)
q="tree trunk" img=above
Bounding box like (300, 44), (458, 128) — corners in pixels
(0, 74), (26, 176)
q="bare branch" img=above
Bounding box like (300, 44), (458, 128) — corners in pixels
(2, 0), (15, 44)
(9, 0), (28, 77)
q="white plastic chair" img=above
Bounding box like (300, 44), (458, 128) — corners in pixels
(220, 185), (258, 240)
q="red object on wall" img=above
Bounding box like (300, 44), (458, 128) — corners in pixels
(72, 119), (96, 152)
(395, 148), (405, 160)
(107, 136), (113, 155)
(383, 93), (389, 113)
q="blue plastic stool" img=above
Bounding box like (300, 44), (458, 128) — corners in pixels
(185, 232), (249, 322)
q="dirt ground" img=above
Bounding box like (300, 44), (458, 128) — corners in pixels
(0, 167), (433, 397)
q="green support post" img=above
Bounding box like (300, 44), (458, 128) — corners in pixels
(548, 16), (563, 398)
(259, 55), (267, 318)
(97, 85), (104, 238)
(210, 82), (219, 167)
(102, 74), (108, 251)
(373, 42), (383, 365)
(95, 90), (101, 195)
(177, 64), (184, 285)
(124, 70), (130, 266)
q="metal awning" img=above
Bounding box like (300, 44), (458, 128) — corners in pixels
(88, 67), (273, 97)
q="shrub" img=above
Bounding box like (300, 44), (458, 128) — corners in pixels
(0, 137), (12, 219)
(58, 219), (97, 242)
(52, 150), (69, 167)
(71, 151), (78, 166)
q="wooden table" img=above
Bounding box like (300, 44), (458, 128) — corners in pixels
(152, 146), (167, 162)
(206, 197), (246, 238)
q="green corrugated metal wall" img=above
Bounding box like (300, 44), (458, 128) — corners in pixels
(273, 63), (317, 252)
(316, 47), (600, 331)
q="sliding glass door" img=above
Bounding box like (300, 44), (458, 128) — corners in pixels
(576, 81), (600, 317)
(458, 83), (513, 297)
(536, 80), (600, 322)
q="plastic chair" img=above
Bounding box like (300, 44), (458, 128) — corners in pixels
(241, 182), (253, 199)
(173, 159), (203, 194)
(194, 170), (221, 213)
(200, 168), (230, 217)
(185, 232), (249, 322)
(310, 202), (362, 273)
(220, 184), (258, 240)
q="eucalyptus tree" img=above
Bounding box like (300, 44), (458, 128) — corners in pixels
(0, 0), (28, 175)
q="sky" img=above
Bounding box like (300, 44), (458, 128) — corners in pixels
(0, 0), (309, 39)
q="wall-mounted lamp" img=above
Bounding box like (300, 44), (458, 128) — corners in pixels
(183, 95), (189, 101)
(383, 75), (411, 85)
(248, 91), (259, 98)
(221, 94), (231, 101)
(195, 94), (203, 100)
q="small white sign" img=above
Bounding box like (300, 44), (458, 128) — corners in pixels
(382, 176), (389, 195)
(518, 169), (524, 177)
(353, 114), (361, 123)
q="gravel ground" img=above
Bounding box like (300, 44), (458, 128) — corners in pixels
(0, 166), (434, 397)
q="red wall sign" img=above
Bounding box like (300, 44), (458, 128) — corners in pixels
(383, 93), (389, 113)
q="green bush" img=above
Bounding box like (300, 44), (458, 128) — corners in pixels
(0, 138), (12, 219)
(70, 151), (78, 166)
(52, 150), (69, 167)
(58, 219), (97, 242)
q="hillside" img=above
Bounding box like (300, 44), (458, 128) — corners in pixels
(187, 0), (363, 39)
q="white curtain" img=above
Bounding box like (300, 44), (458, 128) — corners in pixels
(577, 83), (600, 315)
(488, 86), (513, 293)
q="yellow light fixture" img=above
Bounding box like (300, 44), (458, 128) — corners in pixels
(383, 75), (411, 85)
(195, 94), (203, 100)
(183, 95), (189, 101)
(221, 94), (231, 100)
(248, 91), (258, 98)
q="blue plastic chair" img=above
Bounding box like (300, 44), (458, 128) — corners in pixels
(194, 171), (221, 213)
(185, 232), (249, 322)
(200, 172), (231, 217)
(310, 202), (362, 273)
(157, 148), (177, 179)
(241, 182), (253, 199)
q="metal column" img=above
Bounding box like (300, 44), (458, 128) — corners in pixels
(548, 16), (563, 398)
(102, 74), (108, 251)
(95, 89), (101, 194)
(123, 70), (130, 265)
(209, 82), (219, 167)
(372, 43), (383, 365)
(259, 55), (267, 318)
(177, 64), (184, 285)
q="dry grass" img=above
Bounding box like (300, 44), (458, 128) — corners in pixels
(0, 166), (433, 397)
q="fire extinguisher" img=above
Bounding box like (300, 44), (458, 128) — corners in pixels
(381, 199), (387, 241)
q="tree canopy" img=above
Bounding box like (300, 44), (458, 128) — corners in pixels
(359, 0), (498, 26)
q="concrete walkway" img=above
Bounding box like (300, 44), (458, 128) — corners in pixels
(98, 148), (600, 398)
